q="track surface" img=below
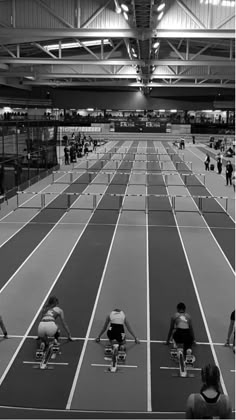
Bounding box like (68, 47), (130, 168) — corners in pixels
(0, 140), (234, 418)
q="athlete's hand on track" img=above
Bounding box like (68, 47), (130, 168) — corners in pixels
(67, 336), (73, 341)
(165, 340), (170, 345)
(224, 340), (230, 347)
(135, 338), (140, 344)
(95, 337), (100, 343)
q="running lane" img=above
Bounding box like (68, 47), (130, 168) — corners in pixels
(163, 144), (235, 270)
(0, 142), (122, 291)
(147, 142), (215, 412)
(0, 142), (137, 410)
(67, 142), (148, 412)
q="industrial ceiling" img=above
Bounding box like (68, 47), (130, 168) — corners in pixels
(0, 0), (234, 96)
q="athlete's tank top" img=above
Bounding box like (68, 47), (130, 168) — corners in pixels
(188, 392), (231, 418)
(174, 312), (190, 329)
(42, 306), (61, 322)
(109, 310), (125, 325)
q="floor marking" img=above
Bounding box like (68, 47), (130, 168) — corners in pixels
(167, 145), (235, 275)
(187, 147), (235, 222)
(146, 143), (152, 412)
(0, 335), (228, 346)
(0, 171), (68, 223)
(0, 404), (186, 414)
(161, 143), (229, 396)
(0, 146), (123, 297)
(66, 143), (134, 410)
(91, 363), (138, 368)
(160, 366), (201, 371)
(0, 183), (109, 388)
(230, 370), (235, 373)
(23, 361), (69, 366)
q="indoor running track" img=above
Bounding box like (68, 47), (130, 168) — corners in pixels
(0, 140), (234, 419)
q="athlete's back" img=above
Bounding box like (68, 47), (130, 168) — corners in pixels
(186, 392), (232, 419)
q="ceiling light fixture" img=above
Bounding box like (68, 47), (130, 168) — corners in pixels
(157, 11), (164, 20)
(123, 11), (129, 20)
(121, 3), (129, 11)
(153, 41), (160, 49)
(44, 40), (111, 51)
(157, 2), (165, 11)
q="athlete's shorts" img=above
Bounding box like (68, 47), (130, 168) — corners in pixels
(38, 321), (58, 339)
(173, 328), (193, 351)
(107, 324), (125, 343)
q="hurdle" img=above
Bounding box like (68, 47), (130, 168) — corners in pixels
(52, 170), (204, 186)
(16, 191), (233, 215)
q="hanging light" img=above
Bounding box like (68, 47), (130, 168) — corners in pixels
(157, 2), (165, 11)
(123, 11), (129, 20)
(121, 3), (129, 11)
(157, 11), (164, 20)
(153, 41), (160, 49)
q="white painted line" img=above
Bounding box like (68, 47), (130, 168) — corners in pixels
(1, 334), (228, 346)
(91, 363), (138, 368)
(146, 143), (152, 413)
(160, 143), (229, 396)
(167, 145), (235, 275)
(188, 147), (235, 221)
(23, 361), (69, 366)
(160, 366), (201, 371)
(66, 143), (134, 410)
(230, 370), (235, 373)
(0, 194), (103, 388)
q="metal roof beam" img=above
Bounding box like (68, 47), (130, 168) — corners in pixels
(0, 58), (233, 66)
(0, 28), (234, 44)
(0, 73), (234, 80)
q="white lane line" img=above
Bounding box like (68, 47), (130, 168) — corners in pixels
(167, 145), (235, 274)
(0, 334), (228, 346)
(160, 366), (202, 371)
(159, 143), (229, 396)
(0, 203), (99, 388)
(23, 361), (69, 366)
(187, 147), (235, 222)
(146, 142), (152, 412)
(91, 363), (138, 368)
(66, 143), (135, 410)
(0, 404), (186, 414)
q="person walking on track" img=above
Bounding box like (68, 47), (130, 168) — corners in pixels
(204, 154), (210, 171)
(224, 310), (235, 353)
(95, 309), (140, 345)
(225, 160), (234, 186)
(185, 364), (232, 418)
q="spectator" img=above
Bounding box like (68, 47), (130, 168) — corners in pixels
(185, 364), (232, 419)
(204, 154), (210, 171)
(224, 310), (235, 352)
(192, 135), (195, 145)
(180, 138), (185, 149)
(64, 146), (70, 165)
(225, 161), (233, 186)
(216, 153), (223, 174)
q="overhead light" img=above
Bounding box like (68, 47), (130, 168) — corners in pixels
(157, 11), (164, 20)
(170, 109), (177, 112)
(87, 108), (94, 111)
(114, 0), (122, 13)
(203, 110), (213, 112)
(159, 109), (165, 112)
(133, 53), (137, 57)
(45, 40), (111, 51)
(121, 3), (129, 11)
(157, 2), (165, 11)
(153, 41), (160, 49)
(123, 11), (129, 20)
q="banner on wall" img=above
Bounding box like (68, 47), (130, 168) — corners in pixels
(146, 122), (160, 127)
(120, 121), (135, 127)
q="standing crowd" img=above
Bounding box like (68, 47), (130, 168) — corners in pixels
(204, 152), (234, 190)
(63, 133), (98, 165)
